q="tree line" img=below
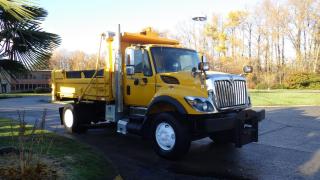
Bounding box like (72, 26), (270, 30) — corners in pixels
(175, 0), (320, 89)
(49, 50), (104, 71)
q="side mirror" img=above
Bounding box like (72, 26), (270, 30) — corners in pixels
(126, 65), (135, 75)
(243, 65), (253, 73)
(200, 55), (209, 71)
(201, 55), (207, 63)
(125, 49), (135, 75)
(126, 49), (135, 66)
(198, 62), (209, 71)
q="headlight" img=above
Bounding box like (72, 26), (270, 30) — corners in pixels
(185, 96), (214, 112)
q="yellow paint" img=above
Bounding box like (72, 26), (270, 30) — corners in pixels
(123, 48), (156, 106)
(60, 86), (75, 94)
(106, 37), (114, 72)
(152, 72), (208, 115)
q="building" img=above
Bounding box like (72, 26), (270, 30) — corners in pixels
(0, 70), (51, 93)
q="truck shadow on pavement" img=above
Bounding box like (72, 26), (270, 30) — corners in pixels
(75, 129), (256, 180)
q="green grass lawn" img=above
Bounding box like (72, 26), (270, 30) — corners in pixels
(0, 118), (118, 179)
(249, 89), (320, 106)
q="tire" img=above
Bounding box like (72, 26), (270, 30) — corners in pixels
(151, 112), (191, 160)
(62, 104), (87, 133)
(209, 130), (233, 144)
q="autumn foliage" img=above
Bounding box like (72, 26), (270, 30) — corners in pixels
(175, 0), (320, 89)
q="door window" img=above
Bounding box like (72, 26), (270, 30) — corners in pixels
(133, 49), (152, 76)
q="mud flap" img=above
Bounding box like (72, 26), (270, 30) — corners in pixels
(59, 107), (64, 125)
(234, 109), (265, 147)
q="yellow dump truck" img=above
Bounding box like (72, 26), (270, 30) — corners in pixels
(52, 25), (265, 159)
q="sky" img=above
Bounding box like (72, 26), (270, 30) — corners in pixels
(38, 0), (259, 54)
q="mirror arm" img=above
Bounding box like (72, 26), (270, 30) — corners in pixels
(240, 73), (247, 77)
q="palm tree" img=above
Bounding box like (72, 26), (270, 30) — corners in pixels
(0, 1), (60, 78)
(0, 0), (34, 20)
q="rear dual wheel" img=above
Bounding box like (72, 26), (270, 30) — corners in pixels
(62, 104), (88, 133)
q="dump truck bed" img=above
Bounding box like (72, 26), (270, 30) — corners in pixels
(51, 69), (113, 102)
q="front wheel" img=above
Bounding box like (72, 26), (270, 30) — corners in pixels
(151, 113), (190, 160)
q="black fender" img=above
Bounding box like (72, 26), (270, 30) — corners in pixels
(146, 95), (187, 115)
(142, 96), (188, 138)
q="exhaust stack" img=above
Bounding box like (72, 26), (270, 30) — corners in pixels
(115, 24), (123, 120)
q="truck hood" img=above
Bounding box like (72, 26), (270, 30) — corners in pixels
(158, 71), (201, 87)
(158, 71), (245, 89)
(206, 71), (245, 80)
(205, 71), (246, 90)
(155, 70), (250, 112)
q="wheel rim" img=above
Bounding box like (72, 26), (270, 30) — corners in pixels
(64, 109), (74, 128)
(155, 122), (176, 151)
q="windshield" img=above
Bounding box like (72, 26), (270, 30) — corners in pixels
(151, 47), (200, 73)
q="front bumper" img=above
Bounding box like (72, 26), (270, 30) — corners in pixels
(189, 109), (265, 147)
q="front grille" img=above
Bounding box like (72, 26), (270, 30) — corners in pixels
(214, 80), (247, 109)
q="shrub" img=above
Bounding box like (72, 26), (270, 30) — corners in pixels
(271, 83), (288, 89)
(286, 73), (320, 89)
(34, 87), (51, 93)
(0, 110), (59, 179)
(255, 83), (269, 89)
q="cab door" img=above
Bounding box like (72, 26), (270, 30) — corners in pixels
(124, 48), (156, 107)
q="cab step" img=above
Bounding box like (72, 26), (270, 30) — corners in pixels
(117, 117), (144, 135)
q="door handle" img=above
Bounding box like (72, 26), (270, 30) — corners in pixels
(142, 78), (148, 84)
(134, 79), (139, 85)
(126, 85), (130, 95)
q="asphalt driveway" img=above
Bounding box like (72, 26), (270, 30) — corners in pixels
(0, 96), (320, 179)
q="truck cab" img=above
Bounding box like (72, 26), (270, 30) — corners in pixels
(52, 27), (265, 159)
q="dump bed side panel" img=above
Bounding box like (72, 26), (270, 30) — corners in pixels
(51, 69), (113, 102)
